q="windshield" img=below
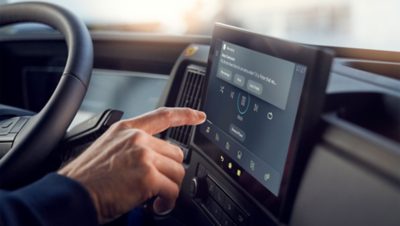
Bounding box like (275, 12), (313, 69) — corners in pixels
(3, 0), (400, 52)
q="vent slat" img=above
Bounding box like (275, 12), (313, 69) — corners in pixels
(178, 72), (192, 107)
(167, 66), (206, 146)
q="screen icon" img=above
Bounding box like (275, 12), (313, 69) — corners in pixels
(219, 86), (225, 94)
(253, 103), (259, 112)
(263, 173), (271, 181)
(237, 92), (250, 115)
(228, 162), (233, 169)
(240, 95), (247, 107)
(250, 160), (255, 171)
(267, 112), (273, 120)
(225, 141), (231, 150)
(215, 133), (220, 142)
(237, 150), (243, 160)
(230, 91), (235, 99)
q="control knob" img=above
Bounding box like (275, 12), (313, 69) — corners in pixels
(190, 177), (208, 200)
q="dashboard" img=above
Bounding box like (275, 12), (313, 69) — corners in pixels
(0, 24), (399, 226)
(160, 25), (400, 226)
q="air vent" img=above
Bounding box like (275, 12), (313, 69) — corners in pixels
(168, 65), (206, 146)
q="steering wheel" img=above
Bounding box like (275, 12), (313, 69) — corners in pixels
(0, 2), (92, 188)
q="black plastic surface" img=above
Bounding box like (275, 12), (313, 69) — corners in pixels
(0, 2), (92, 188)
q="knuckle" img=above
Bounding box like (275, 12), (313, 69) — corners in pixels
(158, 107), (172, 121)
(136, 146), (153, 163)
(130, 129), (147, 143)
(111, 120), (128, 130)
(173, 146), (184, 162)
(141, 165), (157, 187)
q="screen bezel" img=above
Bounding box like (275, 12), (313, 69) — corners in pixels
(192, 23), (332, 220)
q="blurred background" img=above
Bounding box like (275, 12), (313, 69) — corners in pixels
(1, 0), (400, 51)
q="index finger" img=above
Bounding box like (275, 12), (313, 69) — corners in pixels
(122, 107), (206, 135)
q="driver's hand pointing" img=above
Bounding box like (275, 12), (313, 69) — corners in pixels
(58, 107), (206, 223)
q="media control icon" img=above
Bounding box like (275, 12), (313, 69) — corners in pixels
(237, 92), (250, 115)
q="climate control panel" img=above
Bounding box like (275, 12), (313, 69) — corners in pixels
(190, 164), (249, 226)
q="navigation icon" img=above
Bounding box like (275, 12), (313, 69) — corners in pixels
(267, 112), (273, 120)
(249, 160), (255, 171)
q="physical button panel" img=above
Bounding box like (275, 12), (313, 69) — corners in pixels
(194, 164), (249, 225)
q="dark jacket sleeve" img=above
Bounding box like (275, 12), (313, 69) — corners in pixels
(0, 173), (98, 226)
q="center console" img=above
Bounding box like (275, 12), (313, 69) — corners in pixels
(162, 24), (333, 225)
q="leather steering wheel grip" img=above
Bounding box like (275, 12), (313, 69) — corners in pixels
(0, 2), (93, 188)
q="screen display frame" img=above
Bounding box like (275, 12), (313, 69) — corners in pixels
(192, 23), (333, 220)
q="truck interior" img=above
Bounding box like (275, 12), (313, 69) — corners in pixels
(0, 1), (399, 226)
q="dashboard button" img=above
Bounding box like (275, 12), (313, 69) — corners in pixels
(218, 67), (233, 82)
(233, 73), (245, 87)
(207, 178), (217, 194)
(0, 118), (18, 135)
(196, 164), (207, 178)
(247, 79), (263, 96)
(205, 198), (223, 223)
(229, 124), (246, 142)
(0, 120), (13, 129)
(190, 177), (208, 200)
(10, 117), (28, 133)
(222, 197), (248, 225)
(221, 212), (237, 226)
(214, 188), (225, 204)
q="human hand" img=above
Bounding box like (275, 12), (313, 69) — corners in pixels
(58, 107), (206, 223)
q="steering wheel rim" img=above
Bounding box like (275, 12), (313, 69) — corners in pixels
(0, 2), (93, 188)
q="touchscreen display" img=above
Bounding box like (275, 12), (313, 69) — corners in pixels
(200, 40), (307, 195)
